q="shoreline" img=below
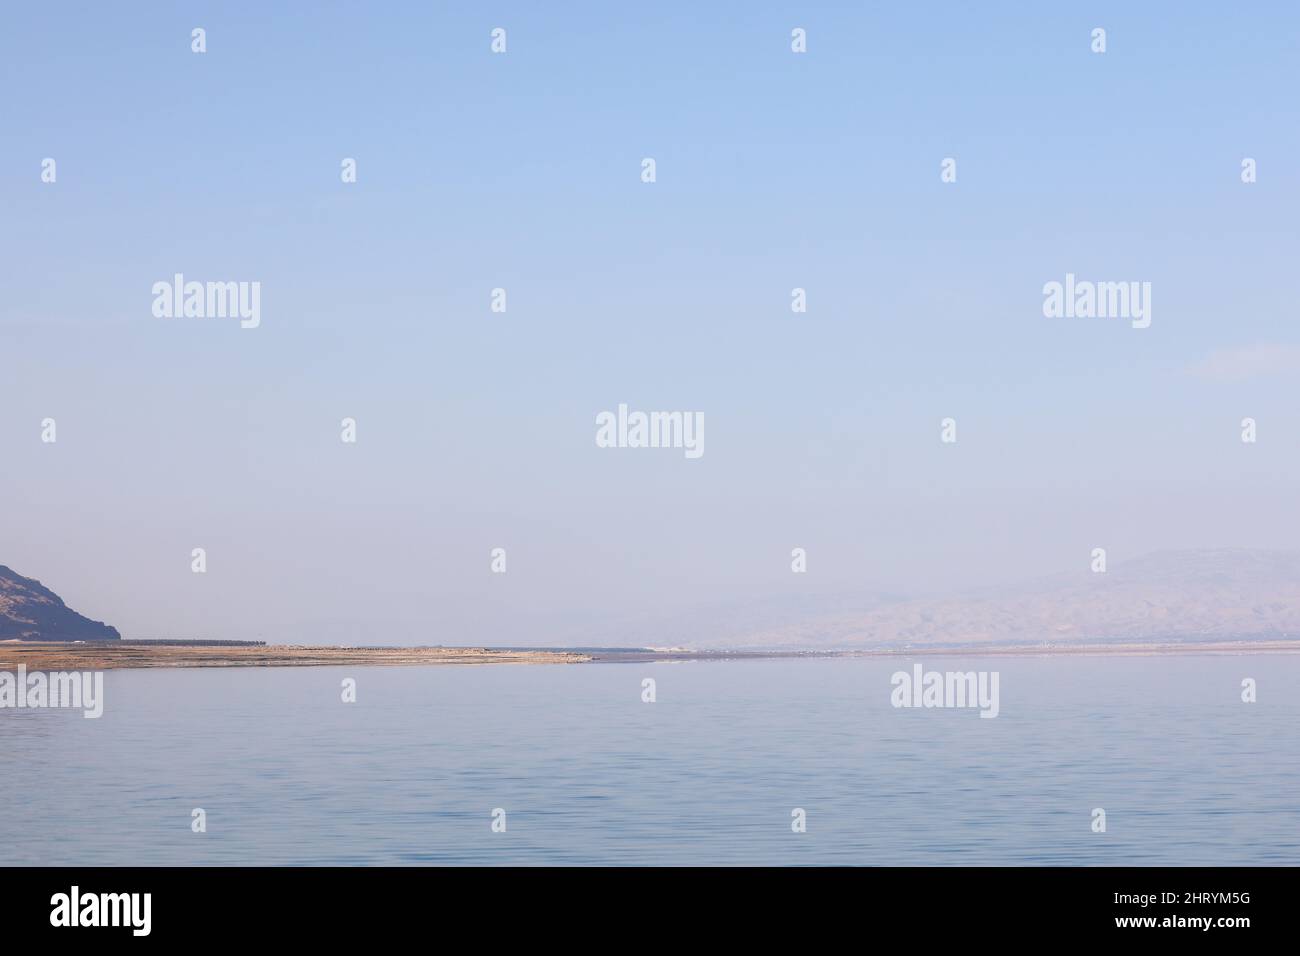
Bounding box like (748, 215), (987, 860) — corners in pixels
(0, 643), (590, 671)
(2, 638), (1299, 671)
(586, 640), (1300, 662)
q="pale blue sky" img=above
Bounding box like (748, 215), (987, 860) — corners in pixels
(2, 2), (1298, 644)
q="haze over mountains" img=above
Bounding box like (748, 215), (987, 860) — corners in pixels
(3, 549), (1297, 650)
(694, 549), (1300, 650)
(0, 566), (120, 641)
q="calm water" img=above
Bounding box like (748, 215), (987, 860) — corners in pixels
(3, 655), (1298, 865)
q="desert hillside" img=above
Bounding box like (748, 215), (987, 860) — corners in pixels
(0, 565), (120, 641)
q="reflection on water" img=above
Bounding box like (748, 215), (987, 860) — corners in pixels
(2, 655), (1298, 865)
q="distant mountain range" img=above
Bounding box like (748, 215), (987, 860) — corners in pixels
(4, 549), (1296, 650)
(0, 566), (120, 641)
(699, 549), (1300, 650)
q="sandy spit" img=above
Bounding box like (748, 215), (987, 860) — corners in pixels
(0, 643), (591, 671)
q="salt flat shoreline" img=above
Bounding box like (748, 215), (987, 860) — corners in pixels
(0, 643), (590, 670)
(589, 640), (1300, 661)
(2, 639), (1298, 671)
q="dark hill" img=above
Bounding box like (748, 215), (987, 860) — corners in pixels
(0, 565), (120, 641)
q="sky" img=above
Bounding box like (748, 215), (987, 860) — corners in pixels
(2, 2), (1298, 645)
